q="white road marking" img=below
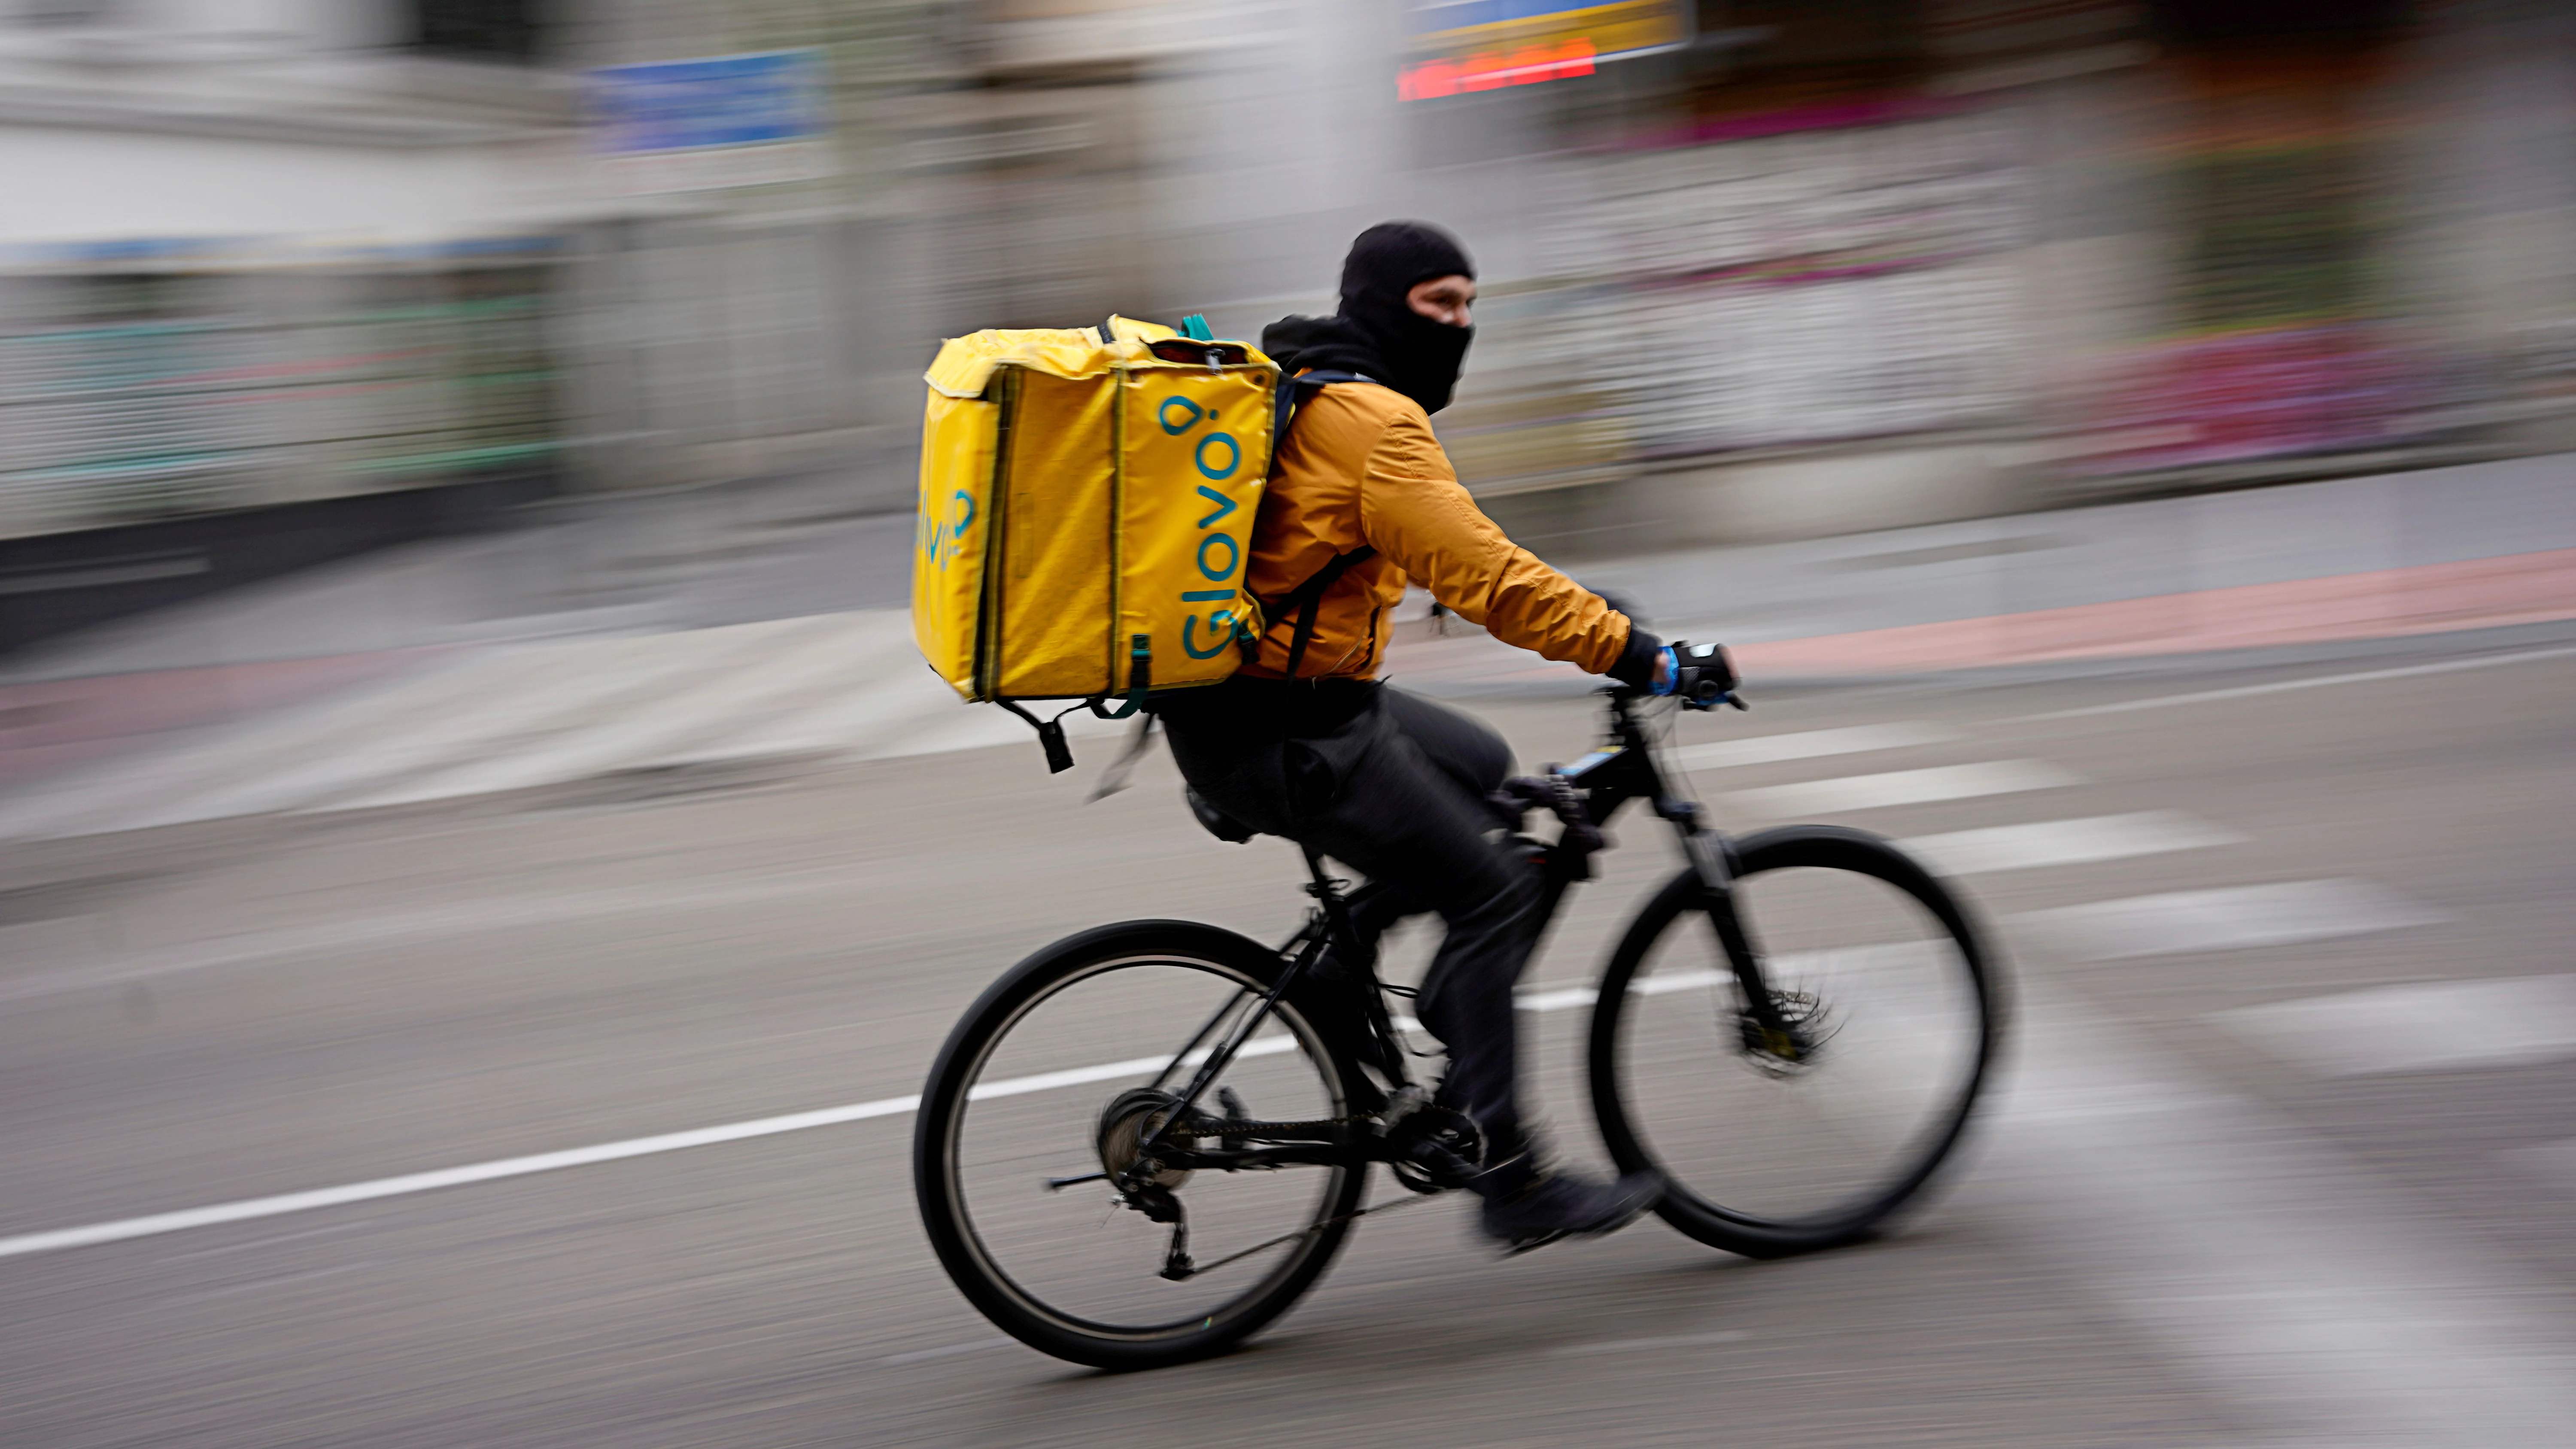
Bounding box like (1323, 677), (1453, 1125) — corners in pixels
(1898, 812), (2245, 875)
(2020, 644), (2576, 720)
(1548, 1329), (1749, 1356)
(0, 647), (565, 839)
(2210, 975), (2576, 1078)
(2010, 879), (2444, 961)
(339, 616), (882, 808)
(0, 1093), (924, 1262)
(121, 626), (797, 826)
(0, 875), (851, 1005)
(1670, 723), (1957, 770)
(1991, 1002), (2576, 1446)
(2502, 1137), (2576, 1195)
(1724, 759), (2079, 817)
(0, 1036), (1306, 1261)
(0, 887), (2440, 1264)
(1514, 986), (1601, 1013)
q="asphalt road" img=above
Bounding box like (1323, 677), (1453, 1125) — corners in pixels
(3, 641), (2572, 1448)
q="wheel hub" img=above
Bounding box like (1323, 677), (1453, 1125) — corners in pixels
(1736, 988), (1834, 1077)
(1097, 1087), (1197, 1190)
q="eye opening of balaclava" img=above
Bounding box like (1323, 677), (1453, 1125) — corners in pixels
(1336, 220), (1476, 415)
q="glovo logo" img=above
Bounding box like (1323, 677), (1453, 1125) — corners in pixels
(919, 487), (975, 571)
(1160, 392), (1249, 659)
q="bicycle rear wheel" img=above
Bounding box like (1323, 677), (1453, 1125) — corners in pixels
(913, 920), (1367, 1370)
(1588, 826), (2002, 1258)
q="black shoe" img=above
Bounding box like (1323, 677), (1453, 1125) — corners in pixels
(1477, 1167), (1664, 1255)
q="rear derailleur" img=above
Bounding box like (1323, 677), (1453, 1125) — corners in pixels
(1091, 1087), (1214, 1279)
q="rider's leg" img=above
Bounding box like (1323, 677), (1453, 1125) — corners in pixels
(1303, 690), (1659, 1247)
(1163, 683), (1657, 1245)
(1308, 687), (1514, 977)
(1286, 695), (1538, 1155)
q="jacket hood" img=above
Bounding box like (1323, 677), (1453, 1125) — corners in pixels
(1260, 314), (1385, 383)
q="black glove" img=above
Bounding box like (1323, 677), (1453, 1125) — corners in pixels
(1607, 622), (1665, 690)
(1668, 641), (1744, 710)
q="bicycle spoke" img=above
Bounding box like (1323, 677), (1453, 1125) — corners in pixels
(929, 943), (1361, 1338)
(1592, 834), (1998, 1255)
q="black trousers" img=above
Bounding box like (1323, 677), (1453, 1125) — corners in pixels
(1159, 678), (1540, 1159)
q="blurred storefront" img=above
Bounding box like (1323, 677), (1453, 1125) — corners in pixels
(0, 1), (582, 644)
(1392, 0), (2576, 548)
(0, 0), (896, 647)
(5, 0), (2572, 648)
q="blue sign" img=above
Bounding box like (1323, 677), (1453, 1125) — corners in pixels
(1408, 1), (1595, 35)
(585, 49), (824, 155)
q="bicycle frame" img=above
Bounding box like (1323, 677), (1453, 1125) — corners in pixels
(1130, 688), (1789, 1183)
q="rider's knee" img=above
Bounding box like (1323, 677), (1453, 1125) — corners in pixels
(1449, 861), (1538, 938)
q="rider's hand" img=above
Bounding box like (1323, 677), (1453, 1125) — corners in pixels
(1665, 641), (1744, 710)
(1651, 647), (1677, 693)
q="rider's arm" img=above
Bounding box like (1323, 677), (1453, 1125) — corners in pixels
(1356, 408), (1663, 683)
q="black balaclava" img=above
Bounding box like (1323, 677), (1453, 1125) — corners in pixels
(1261, 220), (1476, 414)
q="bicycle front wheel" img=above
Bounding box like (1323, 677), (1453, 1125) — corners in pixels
(1588, 826), (2003, 1258)
(913, 920), (1367, 1370)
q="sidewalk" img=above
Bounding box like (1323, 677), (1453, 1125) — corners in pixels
(2, 451), (2570, 838)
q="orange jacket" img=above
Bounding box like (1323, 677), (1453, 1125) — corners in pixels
(1240, 379), (1634, 680)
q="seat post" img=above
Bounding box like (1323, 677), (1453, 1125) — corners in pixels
(1299, 845), (1342, 902)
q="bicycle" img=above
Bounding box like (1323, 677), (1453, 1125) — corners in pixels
(912, 650), (2005, 1370)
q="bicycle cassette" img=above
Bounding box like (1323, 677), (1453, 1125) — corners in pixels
(1097, 1088), (1197, 1191)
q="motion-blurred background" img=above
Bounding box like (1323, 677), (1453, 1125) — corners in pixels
(5, 0), (2573, 648)
(6, 6), (2576, 1448)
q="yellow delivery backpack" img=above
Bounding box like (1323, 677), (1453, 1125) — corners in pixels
(913, 315), (1282, 771)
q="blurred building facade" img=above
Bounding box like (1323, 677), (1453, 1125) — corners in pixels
(3, 0), (2571, 646)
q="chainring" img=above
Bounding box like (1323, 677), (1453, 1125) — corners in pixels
(1384, 1103), (1485, 1193)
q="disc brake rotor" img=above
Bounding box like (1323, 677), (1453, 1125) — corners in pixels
(1735, 988), (1835, 1078)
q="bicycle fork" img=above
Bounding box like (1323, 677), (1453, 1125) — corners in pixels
(1665, 801), (1799, 1055)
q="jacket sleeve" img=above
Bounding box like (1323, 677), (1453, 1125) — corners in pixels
(1355, 408), (1635, 675)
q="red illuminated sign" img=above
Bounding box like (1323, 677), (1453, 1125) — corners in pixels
(1399, 39), (1596, 100)
(1399, 0), (1685, 101)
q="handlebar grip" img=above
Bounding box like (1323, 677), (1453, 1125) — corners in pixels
(1671, 641), (1744, 711)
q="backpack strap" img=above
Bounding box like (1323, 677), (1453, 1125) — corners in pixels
(1261, 368), (1380, 682)
(1269, 545), (1377, 680)
(1270, 368), (1370, 470)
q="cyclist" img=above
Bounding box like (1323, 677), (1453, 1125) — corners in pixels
(1155, 222), (1677, 1252)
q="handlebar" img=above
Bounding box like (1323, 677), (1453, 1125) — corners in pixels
(1668, 640), (1745, 711)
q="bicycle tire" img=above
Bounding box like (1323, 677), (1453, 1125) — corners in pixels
(913, 920), (1370, 1370)
(1587, 826), (2004, 1259)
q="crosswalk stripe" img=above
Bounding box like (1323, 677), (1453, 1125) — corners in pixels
(118, 621), (827, 827)
(2010, 879), (2445, 962)
(2502, 1137), (2576, 1196)
(2209, 975), (2576, 1078)
(1671, 722), (1958, 770)
(1995, 1002), (2576, 1443)
(1899, 812), (2246, 875)
(340, 615), (883, 808)
(1724, 759), (2079, 817)
(0, 645), (568, 839)
(690, 667), (960, 763)
(653, 623), (933, 763)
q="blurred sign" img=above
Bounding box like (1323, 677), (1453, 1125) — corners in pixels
(585, 49), (829, 195)
(1400, 0), (1690, 100)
